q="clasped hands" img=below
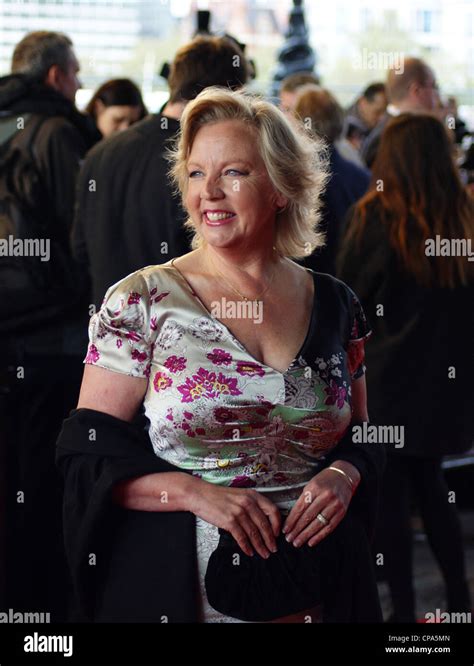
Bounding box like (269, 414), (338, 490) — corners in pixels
(190, 462), (360, 559)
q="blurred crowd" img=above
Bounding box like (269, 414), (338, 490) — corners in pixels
(0, 29), (472, 623)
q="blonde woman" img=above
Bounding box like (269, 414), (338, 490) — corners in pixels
(57, 87), (384, 623)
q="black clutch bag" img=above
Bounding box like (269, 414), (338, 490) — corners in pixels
(204, 528), (322, 622)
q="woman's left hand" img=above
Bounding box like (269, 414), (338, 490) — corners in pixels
(282, 465), (358, 548)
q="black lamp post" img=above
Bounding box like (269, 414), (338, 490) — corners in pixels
(269, 0), (318, 99)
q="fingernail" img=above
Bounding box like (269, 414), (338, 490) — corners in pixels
(293, 540), (300, 548)
(271, 545), (278, 553)
(282, 525), (289, 534)
(285, 534), (292, 543)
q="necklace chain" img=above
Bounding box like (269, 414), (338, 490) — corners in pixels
(207, 252), (277, 302)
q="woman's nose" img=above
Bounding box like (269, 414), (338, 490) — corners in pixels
(201, 176), (224, 200)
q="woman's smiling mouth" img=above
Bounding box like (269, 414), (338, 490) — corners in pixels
(203, 210), (236, 225)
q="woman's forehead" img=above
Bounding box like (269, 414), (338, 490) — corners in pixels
(188, 120), (259, 159)
(193, 119), (255, 142)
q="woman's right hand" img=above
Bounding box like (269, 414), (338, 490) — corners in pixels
(187, 477), (281, 559)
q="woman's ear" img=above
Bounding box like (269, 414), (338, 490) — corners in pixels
(274, 191), (288, 210)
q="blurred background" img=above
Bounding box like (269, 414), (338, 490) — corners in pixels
(0, 0), (472, 126)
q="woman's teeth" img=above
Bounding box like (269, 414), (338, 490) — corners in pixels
(206, 212), (234, 221)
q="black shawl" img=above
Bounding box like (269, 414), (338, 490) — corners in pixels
(56, 408), (197, 622)
(56, 408), (384, 623)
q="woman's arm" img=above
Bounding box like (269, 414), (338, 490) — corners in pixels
(77, 364), (280, 558)
(77, 364), (196, 511)
(77, 364), (148, 422)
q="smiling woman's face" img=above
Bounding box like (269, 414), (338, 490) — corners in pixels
(184, 119), (287, 250)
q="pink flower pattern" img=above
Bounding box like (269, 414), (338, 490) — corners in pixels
(85, 344), (100, 364)
(84, 270), (368, 491)
(324, 379), (347, 409)
(150, 289), (170, 304)
(206, 348), (233, 366)
(177, 368), (242, 403)
(131, 349), (148, 363)
(236, 360), (265, 377)
(153, 372), (173, 393)
(164, 355), (187, 373)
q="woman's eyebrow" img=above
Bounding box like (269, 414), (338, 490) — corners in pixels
(187, 160), (252, 169)
(226, 161), (252, 169)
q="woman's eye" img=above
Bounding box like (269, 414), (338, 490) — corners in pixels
(225, 169), (246, 176)
(188, 170), (203, 178)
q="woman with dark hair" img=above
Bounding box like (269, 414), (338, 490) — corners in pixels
(337, 113), (473, 622)
(85, 78), (147, 137)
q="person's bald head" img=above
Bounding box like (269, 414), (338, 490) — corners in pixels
(387, 57), (439, 112)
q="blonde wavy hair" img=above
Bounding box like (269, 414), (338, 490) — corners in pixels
(168, 86), (329, 259)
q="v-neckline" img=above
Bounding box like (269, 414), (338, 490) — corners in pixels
(167, 260), (317, 377)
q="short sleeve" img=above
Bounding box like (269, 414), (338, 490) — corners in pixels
(347, 290), (371, 380)
(84, 271), (153, 379)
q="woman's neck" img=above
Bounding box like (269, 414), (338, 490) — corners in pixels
(199, 244), (281, 283)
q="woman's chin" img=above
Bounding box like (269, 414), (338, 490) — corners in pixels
(200, 227), (242, 248)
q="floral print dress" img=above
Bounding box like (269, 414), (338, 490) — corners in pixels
(84, 261), (371, 622)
